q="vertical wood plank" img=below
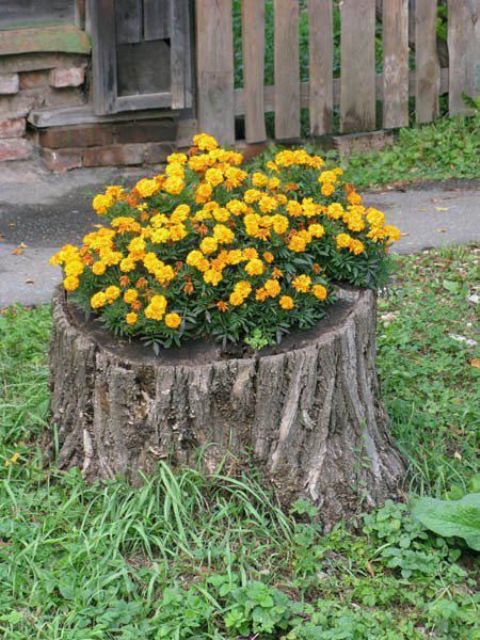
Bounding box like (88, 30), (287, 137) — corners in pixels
(171, 0), (193, 109)
(340, 0), (376, 132)
(115, 0), (143, 44)
(144, 0), (170, 40)
(89, 0), (118, 114)
(447, 0), (479, 115)
(274, 0), (301, 140)
(196, 0), (235, 144)
(383, 0), (409, 128)
(308, 0), (333, 136)
(415, 0), (440, 123)
(242, 0), (266, 142)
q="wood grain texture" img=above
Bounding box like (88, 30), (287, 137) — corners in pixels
(89, 0), (118, 115)
(115, 0), (143, 44)
(143, 0), (171, 40)
(49, 288), (405, 530)
(242, 0), (267, 142)
(170, 0), (193, 109)
(274, 0), (301, 140)
(340, 0), (376, 132)
(308, 0), (333, 135)
(447, 0), (479, 115)
(195, 0), (235, 144)
(415, 0), (440, 123)
(383, 0), (409, 128)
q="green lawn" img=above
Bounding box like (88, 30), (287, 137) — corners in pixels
(0, 246), (479, 639)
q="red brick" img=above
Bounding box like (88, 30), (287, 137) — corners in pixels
(144, 142), (175, 164)
(82, 144), (144, 167)
(0, 117), (26, 139)
(19, 70), (48, 89)
(39, 124), (114, 149)
(113, 119), (177, 144)
(49, 66), (85, 88)
(0, 73), (19, 95)
(40, 147), (83, 172)
(0, 138), (33, 161)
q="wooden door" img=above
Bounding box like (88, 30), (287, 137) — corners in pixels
(89, 0), (192, 114)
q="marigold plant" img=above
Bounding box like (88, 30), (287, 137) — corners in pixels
(51, 134), (400, 348)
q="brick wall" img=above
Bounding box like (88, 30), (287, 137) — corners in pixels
(0, 52), (88, 162)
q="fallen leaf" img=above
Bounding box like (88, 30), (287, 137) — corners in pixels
(470, 358), (480, 369)
(453, 451), (462, 461)
(436, 228), (448, 233)
(467, 294), (479, 305)
(365, 560), (375, 577)
(24, 278), (34, 284)
(434, 207), (450, 212)
(11, 242), (27, 255)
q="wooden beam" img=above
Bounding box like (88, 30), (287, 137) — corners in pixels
(308, 0), (333, 135)
(242, 0), (267, 142)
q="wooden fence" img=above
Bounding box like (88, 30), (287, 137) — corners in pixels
(195, 0), (480, 145)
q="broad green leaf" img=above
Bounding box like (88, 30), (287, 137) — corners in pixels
(412, 494), (480, 551)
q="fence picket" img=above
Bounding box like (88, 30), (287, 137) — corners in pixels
(383, 0), (409, 128)
(274, 0), (301, 140)
(195, 0), (235, 144)
(415, 0), (440, 123)
(340, 0), (376, 132)
(308, 0), (333, 135)
(448, 0), (479, 115)
(242, 0), (266, 142)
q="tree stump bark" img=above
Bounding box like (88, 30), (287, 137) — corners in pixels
(48, 287), (405, 528)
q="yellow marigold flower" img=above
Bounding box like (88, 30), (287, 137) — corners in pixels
(264, 278), (281, 297)
(349, 239), (365, 255)
(210, 207), (228, 223)
(272, 214), (289, 235)
(63, 275), (79, 292)
(91, 291), (107, 309)
(321, 182), (335, 197)
(189, 154), (209, 173)
(258, 195), (278, 213)
(213, 224), (235, 244)
(227, 249), (243, 265)
(165, 312), (182, 329)
(226, 199), (248, 215)
(126, 312), (138, 325)
(302, 198), (320, 218)
(105, 285), (121, 303)
(120, 257), (136, 272)
(345, 213), (365, 232)
(92, 193), (113, 215)
(312, 284), (328, 301)
(279, 295), (294, 310)
(200, 236), (218, 254)
(128, 237), (146, 255)
(308, 223), (325, 238)
(145, 294), (167, 320)
(169, 224), (188, 242)
(105, 185), (124, 199)
(288, 234), (307, 253)
(347, 191), (362, 205)
(327, 203), (344, 219)
(195, 182), (213, 204)
(187, 250), (204, 267)
(193, 133), (218, 151)
(197, 257), (210, 273)
(292, 274), (312, 293)
(244, 189), (262, 203)
(111, 216), (142, 234)
(255, 288), (269, 302)
(229, 291), (245, 306)
(286, 200), (303, 217)
(92, 261), (107, 276)
(268, 177), (280, 190)
(245, 258), (264, 276)
(151, 228), (170, 244)
(163, 176), (184, 195)
(252, 172), (269, 187)
(266, 160), (278, 172)
(101, 250), (122, 266)
(205, 167), (224, 186)
(165, 162), (185, 178)
(318, 170), (337, 184)
(135, 178), (159, 198)
(224, 167), (247, 189)
(167, 152), (187, 164)
(385, 224), (401, 242)
(64, 260), (84, 277)
(336, 233), (352, 249)
(242, 247), (258, 261)
(263, 251), (274, 263)
(204, 269), (223, 286)
(366, 208), (386, 227)
(155, 265), (175, 285)
(124, 288), (138, 304)
(234, 281), (252, 297)
(171, 204), (190, 222)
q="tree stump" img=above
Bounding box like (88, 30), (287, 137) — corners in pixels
(48, 287), (405, 528)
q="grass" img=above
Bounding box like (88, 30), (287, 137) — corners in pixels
(0, 246), (479, 639)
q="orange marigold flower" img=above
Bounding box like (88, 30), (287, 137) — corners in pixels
(126, 312), (138, 325)
(279, 295), (294, 310)
(312, 284), (328, 301)
(216, 301), (229, 312)
(165, 312), (182, 329)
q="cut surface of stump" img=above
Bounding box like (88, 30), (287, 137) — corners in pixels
(48, 287), (405, 528)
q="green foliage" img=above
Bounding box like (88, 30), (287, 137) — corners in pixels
(413, 494), (480, 551)
(1, 246), (479, 638)
(343, 114), (480, 189)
